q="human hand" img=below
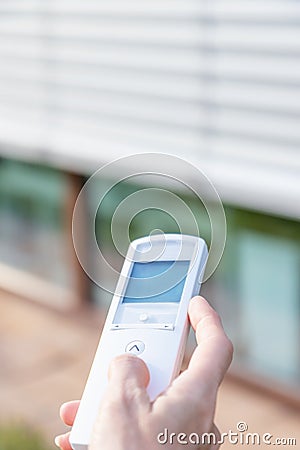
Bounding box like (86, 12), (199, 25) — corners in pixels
(55, 296), (233, 450)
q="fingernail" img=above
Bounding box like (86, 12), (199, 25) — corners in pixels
(54, 435), (62, 448)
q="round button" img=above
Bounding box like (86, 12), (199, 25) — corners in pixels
(125, 340), (145, 355)
(139, 313), (149, 322)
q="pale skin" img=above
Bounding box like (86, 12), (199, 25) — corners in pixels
(55, 296), (233, 450)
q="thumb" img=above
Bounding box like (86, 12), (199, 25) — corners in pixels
(90, 355), (151, 450)
(103, 354), (151, 413)
(108, 353), (150, 389)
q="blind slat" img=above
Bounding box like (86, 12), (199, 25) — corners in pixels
(2, 0), (300, 19)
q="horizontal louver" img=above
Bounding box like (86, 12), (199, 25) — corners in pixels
(0, 1), (299, 218)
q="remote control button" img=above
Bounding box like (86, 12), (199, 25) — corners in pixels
(125, 340), (145, 355)
(139, 313), (149, 322)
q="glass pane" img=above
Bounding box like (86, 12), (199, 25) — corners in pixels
(0, 159), (70, 288)
(238, 230), (300, 383)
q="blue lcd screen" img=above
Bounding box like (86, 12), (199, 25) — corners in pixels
(122, 260), (190, 303)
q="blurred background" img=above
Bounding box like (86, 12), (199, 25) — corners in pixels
(0, 1), (299, 449)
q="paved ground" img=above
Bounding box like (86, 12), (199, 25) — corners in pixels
(1, 291), (299, 449)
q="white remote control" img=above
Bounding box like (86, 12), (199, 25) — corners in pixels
(70, 234), (208, 450)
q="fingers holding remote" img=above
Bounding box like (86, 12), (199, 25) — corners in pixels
(54, 431), (72, 450)
(55, 401), (80, 449)
(60, 401), (80, 426)
(55, 356), (151, 449)
(55, 297), (233, 449)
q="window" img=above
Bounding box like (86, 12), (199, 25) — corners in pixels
(0, 1), (299, 218)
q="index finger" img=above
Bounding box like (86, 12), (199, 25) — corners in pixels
(162, 296), (233, 406)
(187, 296), (233, 388)
(152, 296), (233, 429)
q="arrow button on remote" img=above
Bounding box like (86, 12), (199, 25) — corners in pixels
(125, 340), (145, 355)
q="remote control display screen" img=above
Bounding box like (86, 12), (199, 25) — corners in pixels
(122, 260), (190, 303)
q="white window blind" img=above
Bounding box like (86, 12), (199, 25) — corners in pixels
(0, 1), (299, 218)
